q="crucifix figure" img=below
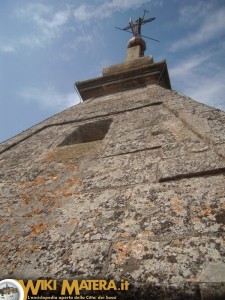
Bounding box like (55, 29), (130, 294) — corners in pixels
(129, 14), (155, 37)
(115, 10), (159, 43)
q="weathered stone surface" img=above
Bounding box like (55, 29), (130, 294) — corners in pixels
(158, 151), (225, 181)
(200, 283), (225, 300)
(1, 82), (225, 298)
(76, 60), (171, 100)
(0, 240), (110, 279)
(198, 262), (225, 282)
(164, 91), (225, 145)
(103, 54), (154, 74)
(107, 235), (225, 284)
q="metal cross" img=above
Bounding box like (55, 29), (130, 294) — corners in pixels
(115, 10), (160, 42)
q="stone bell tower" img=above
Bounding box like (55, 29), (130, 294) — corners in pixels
(1, 14), (225, 300)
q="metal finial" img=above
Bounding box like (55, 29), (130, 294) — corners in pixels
(115, 11), (160, 43)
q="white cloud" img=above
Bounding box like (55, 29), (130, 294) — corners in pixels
(13, 1), (159, 52)
(73, 5), (93, 21)
(71, 33), (96, 51)
(170, 52), (225, 111)
(73, 0), (156, 21)
(170, 5), (225, 51)
(18, 86), (80, 110)
(187, 73), (225, 111)
(170, 53), (210, 78)
(0, 45), (16, 53)
(17, 3), (71, 48)
(179, 1), (213, 24)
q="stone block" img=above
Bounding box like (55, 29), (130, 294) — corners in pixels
(158, 151), (225, 181)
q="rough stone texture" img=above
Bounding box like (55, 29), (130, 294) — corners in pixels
(1, 79), (225, 298)
(103, 55), (154, 76)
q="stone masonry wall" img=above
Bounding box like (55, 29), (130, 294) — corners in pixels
(0, 84), (225, 299)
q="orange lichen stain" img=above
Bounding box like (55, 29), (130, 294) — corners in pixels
(113, 240), (151, 264)
(41, 195), (57, 202)
(115, 232), (130, 239)
(44, 151), (55, 161)
(192, 217), (200, 222)
(22, 192), (31, 205)
(172, 239), (185, 247)
(48, 203), (61, 213)
(191, 205), (212, 217)
(50, 171), (58, 178)
(19, 175), (47, 188)
(189, 276), (197, 282)
(16, 156), (83, 234)
(173, 216), (182, 224)
(30, 222), (48, 235)
(170, 197), (185, 215)
(46, 176), (82, 200)
(68, 220), (78, 226)
(14, 233), (20, 239)
(29, 244), (40, 254)
(35, 176), (46, 185)
(25, 236), (35, 241)
(191, 207), (198, 212)
(68, 165), (77, 172)
(201, 207), (212, 216)
(1, 235), (9, 242)
(0, 247), (10, 256)
(137, 230), (155, 238)
(74, 178), (82, 185)
(23, 208), (42, 217)
(113, 242), (132, 263)
(63, 192), (73, 198)
(218, 191), (224, 197)
(9, 263), (17, 273)
(64, 177), (82, 188)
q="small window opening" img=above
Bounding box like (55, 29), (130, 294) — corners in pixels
(58, 118), (112, 147)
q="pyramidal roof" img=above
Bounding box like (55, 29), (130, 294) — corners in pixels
(1, 27), (225, 299)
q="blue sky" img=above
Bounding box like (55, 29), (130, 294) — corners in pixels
(0, 0), (225, 143)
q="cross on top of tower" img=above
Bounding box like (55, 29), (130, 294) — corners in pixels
(128, 10), (155, 36)
(115, 10), (160, 43)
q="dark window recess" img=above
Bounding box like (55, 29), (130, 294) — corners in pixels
(58, 118), (112, 147)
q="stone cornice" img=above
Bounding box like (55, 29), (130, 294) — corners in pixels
(75, 59), (171, 101)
